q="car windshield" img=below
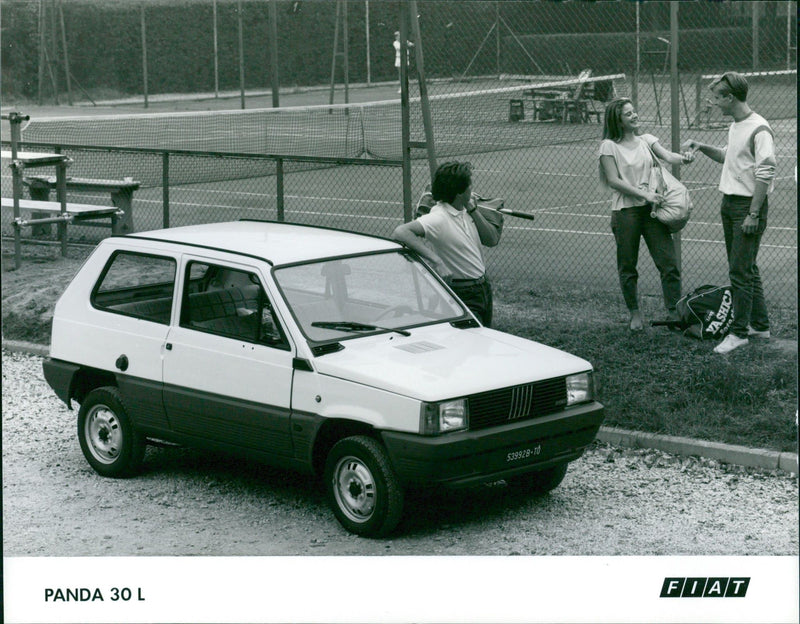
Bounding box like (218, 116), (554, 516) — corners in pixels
(273, 250), (467, 341)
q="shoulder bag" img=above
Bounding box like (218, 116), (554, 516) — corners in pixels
(646, 142), (692, 233)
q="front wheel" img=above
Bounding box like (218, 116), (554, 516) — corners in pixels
(324, 436), (404, 537)
(77, 386), (145, 478)
(505, 463), (568, 495)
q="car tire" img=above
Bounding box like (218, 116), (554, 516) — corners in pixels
(505, 463), (568, 495)
(77, 386), (145, 478)
(324, 436), (404, 537)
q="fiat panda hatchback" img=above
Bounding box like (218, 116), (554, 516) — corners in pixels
(43, 220), (604, 536)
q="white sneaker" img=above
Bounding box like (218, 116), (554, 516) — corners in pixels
(713, 334), (749, 354)
(747, 326), (771, 339)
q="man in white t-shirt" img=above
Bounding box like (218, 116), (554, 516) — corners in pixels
(392, 161), (499, 326)
(683, 72), (777, 354)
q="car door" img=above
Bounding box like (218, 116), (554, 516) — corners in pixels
(162, 257), (296, 458)
(86, 248), (177, 433)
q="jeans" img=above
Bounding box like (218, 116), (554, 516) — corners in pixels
(610, 205), (681, 313)
(452, 279), (493, 327)
(721, 194), (769, 338)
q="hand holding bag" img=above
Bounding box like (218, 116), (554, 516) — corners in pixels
(646, 143), (692, 233)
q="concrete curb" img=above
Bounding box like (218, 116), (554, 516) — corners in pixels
(3, 340), (50, 358)
(4, 339), (798, 475)
(596, 427), (798, 475)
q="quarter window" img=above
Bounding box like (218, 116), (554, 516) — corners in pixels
(91, 251), (176, 324)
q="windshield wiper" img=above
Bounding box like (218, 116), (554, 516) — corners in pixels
(311, 321), (411, 337)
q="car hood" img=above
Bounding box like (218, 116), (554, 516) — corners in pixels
(310, 323), (593, 401)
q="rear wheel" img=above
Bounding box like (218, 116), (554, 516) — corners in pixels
(324, 436), (404, 537)
(77, 386), (145, 478)
(505, 463), (568, 495)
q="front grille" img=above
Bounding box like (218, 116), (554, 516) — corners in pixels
(468, 377), (567, 431)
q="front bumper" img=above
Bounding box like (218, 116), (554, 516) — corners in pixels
(381, 401), (604, 487)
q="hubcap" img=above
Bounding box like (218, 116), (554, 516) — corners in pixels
(333, 455), (376, 523)
(85, 405), (122, 464)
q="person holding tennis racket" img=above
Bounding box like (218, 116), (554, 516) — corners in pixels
(598, 97), (695, 331)
(393, 161), (497, 327)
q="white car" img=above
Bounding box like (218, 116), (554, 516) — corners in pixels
(43, 220), (604, 536)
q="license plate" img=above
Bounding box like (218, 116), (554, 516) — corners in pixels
(505, 444), (542, 463)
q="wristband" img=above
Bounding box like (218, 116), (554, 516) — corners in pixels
(748, 213), (760, 219)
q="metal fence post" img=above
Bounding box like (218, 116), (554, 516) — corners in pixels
(162, 151), (169, 229)
(399, 2), (412, 223)
(670, 1), (681, 278)
(276, 158), (284, 222)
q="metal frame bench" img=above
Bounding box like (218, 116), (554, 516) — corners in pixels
(2, 111), (138, 268)
(23, 175), (139, 235)
(1, 197), (124, 231)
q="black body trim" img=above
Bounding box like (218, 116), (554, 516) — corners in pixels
(42, 358), (81, 408)
(381, 402), (604, 487)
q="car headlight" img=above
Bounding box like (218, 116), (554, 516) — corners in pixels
(420, 399), (468, 434)
(566, 372), (593, 406)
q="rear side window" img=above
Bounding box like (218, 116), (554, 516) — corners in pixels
(91, 251), (177, 324)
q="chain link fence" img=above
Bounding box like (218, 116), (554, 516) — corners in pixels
(2, 0), (796, 311)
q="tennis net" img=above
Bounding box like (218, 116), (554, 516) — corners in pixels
(20, 73), (627, 165)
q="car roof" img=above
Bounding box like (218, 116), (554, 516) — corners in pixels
(128, 220), (401, 266)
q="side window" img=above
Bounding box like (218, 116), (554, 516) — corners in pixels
(91, 251), (176, 324)
(180, 262), (289, 349)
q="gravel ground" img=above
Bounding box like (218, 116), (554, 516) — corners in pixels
(3, 349), (798, 556)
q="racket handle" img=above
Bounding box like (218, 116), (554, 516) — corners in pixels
(651, 320), (682, 328)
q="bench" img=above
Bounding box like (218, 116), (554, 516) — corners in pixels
(0, 150), (69, 167)
(1, 197), (124, 235)
(2, 148), (72, 266)
(23, 175), (140, 234)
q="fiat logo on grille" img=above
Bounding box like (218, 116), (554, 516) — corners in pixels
(508, 384), (533, 420)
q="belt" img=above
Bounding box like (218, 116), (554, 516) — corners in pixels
(451, 275), (486, 287)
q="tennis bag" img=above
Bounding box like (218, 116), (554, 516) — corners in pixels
(652, 284), (734, 339)
(646, 144), (692, 233)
